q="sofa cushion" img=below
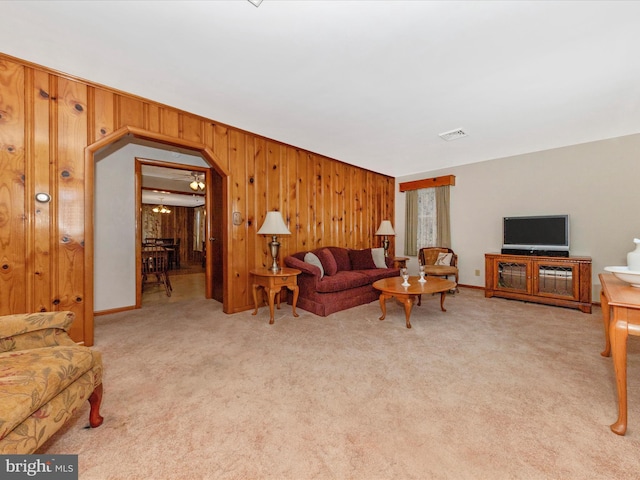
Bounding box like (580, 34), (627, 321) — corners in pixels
(358, 268), (401, 283)
(349, 248), (377, 270)
(304, 252), (324, 278)
(328, 247), (352, 271)
(371, 248), (388, 269)
(316, 248), (338, 276)
(0, 346), (98, 441)
(316, 271), (372, 293)
(0, 312), (76, 353)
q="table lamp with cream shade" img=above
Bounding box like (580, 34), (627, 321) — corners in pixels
(257, 211), (291, 272)
(375, 220), (395, 257)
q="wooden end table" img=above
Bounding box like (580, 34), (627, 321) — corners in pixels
(250, 267), (301, 324)
(391, 257), (409, 269)
(373, 276), (456, 329)
(599, 272), (640, 435)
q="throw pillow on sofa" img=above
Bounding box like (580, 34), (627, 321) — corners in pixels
(349, 248), (377, 270)
(316, 248), (338, 276)
(371, 247), (387, 268)
(328, 247), (352, 271)
(304, 252), (324, 278)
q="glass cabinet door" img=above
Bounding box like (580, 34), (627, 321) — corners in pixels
(495, 260), (529, 293)
(533, 262), (577, 299)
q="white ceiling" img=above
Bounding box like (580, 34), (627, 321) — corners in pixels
(2, 1), (640, 177)
(141, 165), (206, 207)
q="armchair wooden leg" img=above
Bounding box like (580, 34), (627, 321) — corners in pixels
(88, 383), (104, 428)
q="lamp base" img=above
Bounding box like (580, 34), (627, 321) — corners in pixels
(383, 237), (390, 257)
(269, 261), (280, 273)
(269, 236), (281, 272)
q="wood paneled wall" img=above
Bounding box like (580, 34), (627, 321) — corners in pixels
(0, 53), (395, 345)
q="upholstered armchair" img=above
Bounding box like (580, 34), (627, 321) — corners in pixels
(418, 247), (459, 292)
(0, 311), (103, 453)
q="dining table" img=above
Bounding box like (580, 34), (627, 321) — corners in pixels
(143, 240), (179, 269)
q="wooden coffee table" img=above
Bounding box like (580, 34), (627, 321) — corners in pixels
(373, 276), (456, 329)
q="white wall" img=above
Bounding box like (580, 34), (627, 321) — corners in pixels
(394, 133), (640, 299)
(94, 138), (208, 312)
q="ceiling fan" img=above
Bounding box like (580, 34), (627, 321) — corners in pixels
(189, 172), (205, 191)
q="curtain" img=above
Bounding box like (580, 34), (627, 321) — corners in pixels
(193, 206), (205, 252)
(436, 185), (451, 248)
(404, 190), (418, 256)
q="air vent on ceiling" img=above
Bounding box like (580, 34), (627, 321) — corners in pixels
(438, 128), (468, 141)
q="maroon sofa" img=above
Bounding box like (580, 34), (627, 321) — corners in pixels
(283, 246), (400, 316)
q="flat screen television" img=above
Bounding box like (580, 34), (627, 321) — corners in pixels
(502, 215), (569, 253)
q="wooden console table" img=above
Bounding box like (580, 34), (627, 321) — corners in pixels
(599, 273), (640, 435)
(485, 253), (592, 313)
(250, 267), (301, 324)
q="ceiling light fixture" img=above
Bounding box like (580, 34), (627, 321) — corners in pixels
(247, 0), (263, 7)
(152, 198), (171, 214)
(189, 172), (205, 191)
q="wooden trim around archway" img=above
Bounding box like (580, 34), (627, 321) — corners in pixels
(84, 126), (230, 345)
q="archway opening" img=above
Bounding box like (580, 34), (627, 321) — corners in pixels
(84, 127), (229, 344)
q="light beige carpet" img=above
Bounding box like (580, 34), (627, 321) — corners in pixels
(41, 282), (640, 479)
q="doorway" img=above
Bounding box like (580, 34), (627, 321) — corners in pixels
(138, 159), (209, 305)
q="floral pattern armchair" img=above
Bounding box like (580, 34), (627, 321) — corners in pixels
(0, 311), (103, 454)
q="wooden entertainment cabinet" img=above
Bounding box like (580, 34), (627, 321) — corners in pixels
(485, 253), (592, 313)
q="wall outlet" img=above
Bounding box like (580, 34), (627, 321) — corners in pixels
(475, 269), (481, 276)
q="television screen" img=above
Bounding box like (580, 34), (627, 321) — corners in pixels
(503, 215), (569, 251)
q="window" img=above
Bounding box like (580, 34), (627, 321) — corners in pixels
(417, 188), (437, 249)
(404, 185), (451, 256)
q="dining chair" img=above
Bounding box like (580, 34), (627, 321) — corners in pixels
(141, 247), (172, 296)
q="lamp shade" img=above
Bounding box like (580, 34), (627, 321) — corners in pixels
(375, 220), (395, 236)
(257, 211), (291, 235)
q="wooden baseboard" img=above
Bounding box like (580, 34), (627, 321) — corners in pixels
(94, 305), (137, 316)
(475, 284), (599, 308)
